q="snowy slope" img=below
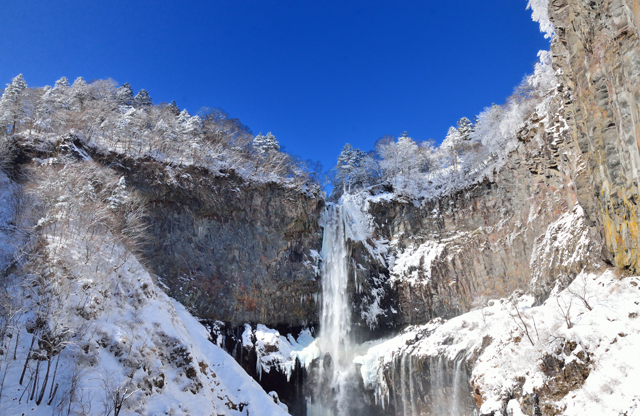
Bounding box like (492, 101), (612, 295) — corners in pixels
(0, 161), (287, 416)
(355, 269), (640, 415)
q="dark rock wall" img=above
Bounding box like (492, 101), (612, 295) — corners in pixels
(549, 0), (640, 272)
(111, 157), (324, 327)
(353, 87), (602, 328)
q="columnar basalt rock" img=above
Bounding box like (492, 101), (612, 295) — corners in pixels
(352, 86), (602, 329)
(98, 154), (325, 327)
(549, 0), (640, 272)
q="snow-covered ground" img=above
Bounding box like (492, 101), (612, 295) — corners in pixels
(0, 163), (288, 416)
(354, 268), (640, 415)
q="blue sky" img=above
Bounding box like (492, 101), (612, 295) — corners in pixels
(0, 0), (549, 172)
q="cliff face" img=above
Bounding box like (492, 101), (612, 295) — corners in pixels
(549, 0), (640, 272)
(113, 156), (325, 328)
(350, 83), (602, 330)
(355, 1), (640, 415)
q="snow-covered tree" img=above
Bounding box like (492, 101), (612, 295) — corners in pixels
(176, 109), (202, 135)
(378, 132), (421, 178)
(166, 100), (180, 115)
(70, 77), (90, 111)
(134, 89), (152, 107)
(335, 143), (366, 193)
(115, 83), (134, 106)
(252, 132), (280, 155)
(456, 117), (474, 141)
(177, 109), (191, 125)
(54, 76), (70, 90)
(527, 0), (554, 39)
(0, 74), (28, 134)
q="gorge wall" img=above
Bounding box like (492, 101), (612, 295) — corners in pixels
(548, 0), (640, 272)
(346, 0), (640, 335)
(100, 153), (325, 328)
(347, 1), (640, 415)
(349, 73), (601, 331)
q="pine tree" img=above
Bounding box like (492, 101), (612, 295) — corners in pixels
(53, 77), (70, 90)
(336, 143), (366, 193)
(252, 132), (280, 154)
(134, 89), (152, 107)
(166, 100), (180, 115)
(456, 117), (474, 141)
(115, 83), (134, 106)
(177, 109), (191, 125)
(0, 74), (28, 134)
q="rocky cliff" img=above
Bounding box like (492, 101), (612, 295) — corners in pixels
(114, 155), (324, 328)
(55, 146), (322, 329)
(348, 71), (602, 331)
(348, 1), (640, 415)
(549, 0), (640, 272)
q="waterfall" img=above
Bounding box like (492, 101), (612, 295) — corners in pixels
(308, 203), (354, 416)
(307, 197), (474, 416)
(318, 203), (352, 371)
(425, 354), (470, 416)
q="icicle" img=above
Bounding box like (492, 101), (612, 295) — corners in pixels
(401, 353), (408, 416)
(409, 353), (416, 416)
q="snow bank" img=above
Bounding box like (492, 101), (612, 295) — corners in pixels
(246, 324), (316, 381)
(0, 163), (287, 416)
(355, 269), (640, 415)
(389, 240), (446, 286)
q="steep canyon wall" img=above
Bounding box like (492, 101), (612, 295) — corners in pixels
(549, 0), (640, 272)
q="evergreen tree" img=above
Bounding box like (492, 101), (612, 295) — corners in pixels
(134, 89), (152, 107)
(177, 109), (191, 125)
(115, 82), (134, 106)
(456, 117), (474, 141)
(336, 143), (366, 193)
(166, 100), (180, 115)
(252, 132), (280, 154)
(53, 76), (70, 90)
(0, 74), (28, 134)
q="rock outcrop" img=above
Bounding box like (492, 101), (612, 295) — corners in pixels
(105, 154), (325, 327)
(350, 81), (602, 330)
(549, 0), (640, 272)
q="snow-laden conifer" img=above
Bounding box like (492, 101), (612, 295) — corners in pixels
(134, 89), (152, 107)
(0, 74), (28, 134)
(115, 82), (134, 106)
(252, 132), (280, 154)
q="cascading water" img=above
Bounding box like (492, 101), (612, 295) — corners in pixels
(307, 203), (354, 416)
(318, 203), (352, 371)
(305, 196), (475, 416)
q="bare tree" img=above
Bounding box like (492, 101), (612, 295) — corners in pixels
(556, 296), (574, 329)
(507, 297), (536, 346)
(100, 373), (139, 416)
(567, 274), (594, 311)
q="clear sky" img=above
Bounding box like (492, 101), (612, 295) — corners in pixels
(0, 0), (549, 172)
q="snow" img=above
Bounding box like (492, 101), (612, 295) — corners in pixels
(238, 324), (317, 382)
(390, 240), (445, 286)
(354, 269), (640, 415)
(0, 163), (287, 416)
(530, 203), (594, 292)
